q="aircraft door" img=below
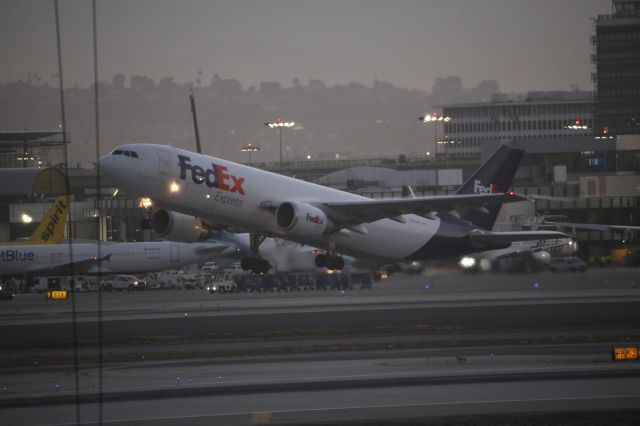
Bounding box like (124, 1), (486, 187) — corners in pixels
(156, 148), (173, 178)
(170, 244), (180, 262)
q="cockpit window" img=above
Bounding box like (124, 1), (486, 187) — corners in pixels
(111, 149), (140, 158)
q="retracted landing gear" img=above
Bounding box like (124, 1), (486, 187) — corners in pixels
(315, 253), (345, 271)
(240, 233), (272, 274)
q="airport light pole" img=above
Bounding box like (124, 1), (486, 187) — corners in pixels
(419, 113), (452, 191)
(265, 118), (295, 174)
(241, 143), (261, 165)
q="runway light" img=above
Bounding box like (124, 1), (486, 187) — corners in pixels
(424, 283), (430, 289)
(533, 282), (540, 289)
(612, 347), (638, 361)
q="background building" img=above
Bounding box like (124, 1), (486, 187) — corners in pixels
(0, 130), (68, 169)
(440, 91), (640, 184)
(593, 0), (640, 136)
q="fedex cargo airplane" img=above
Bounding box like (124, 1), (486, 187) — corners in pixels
(99, 144), (568, 273)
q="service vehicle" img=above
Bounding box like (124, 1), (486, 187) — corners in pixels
(549, 256), (587, 273)
(100, 275), (147, 291)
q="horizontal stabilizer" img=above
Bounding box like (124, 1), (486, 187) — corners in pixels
(469, 230), (571, 248)
(547, 222), (640, 233)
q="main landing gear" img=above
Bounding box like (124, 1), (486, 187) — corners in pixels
(240, 233), (272, 274)
(315, 253), (345, 271)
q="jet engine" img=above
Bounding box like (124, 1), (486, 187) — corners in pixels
(150, 209), (209, 242)
(531, 250), (552, 265)
(276, 201), (333, 239)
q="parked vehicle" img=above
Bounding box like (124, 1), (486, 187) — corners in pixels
(155, 270), (201, 289)
(100, 275), (147, 291)
(208, 271), (373, 294)
(549, 257), (587, 273)
(200, 261), (219, 274)
(204, 271), (238, 293)
(0, 284), (14, 300)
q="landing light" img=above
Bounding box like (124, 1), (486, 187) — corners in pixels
(139, 197), (153, 209)
(21, 213), (33, 224)
(169, 182), (181, 193)
(459, 256), (476, 269)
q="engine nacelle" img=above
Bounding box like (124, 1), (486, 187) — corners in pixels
(532, 251), (552, 265)
(276, 201), (333, 238)
(150, 209), (209, 242)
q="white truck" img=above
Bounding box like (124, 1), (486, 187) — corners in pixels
(204, 271), (238, 293)
(100, 275), (147, 291)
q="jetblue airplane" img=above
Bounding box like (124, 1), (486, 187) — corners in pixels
(458, 238), (578, 272)
(99, 144), (568, 273)
(0, 240), (240, 283)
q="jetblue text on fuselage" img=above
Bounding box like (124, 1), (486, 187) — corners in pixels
(178, 155), (246, 195)
(0, 250), (35, 262)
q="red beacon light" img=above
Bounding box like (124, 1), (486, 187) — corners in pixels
(507, 191), (516, 197)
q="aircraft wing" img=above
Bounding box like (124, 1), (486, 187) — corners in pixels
(195, 243), (238, 256)
(313, 192), (526, 227)
(547, 222), (640, 233)
(468, 230), (572, 248)
(25, 254), (114, 278)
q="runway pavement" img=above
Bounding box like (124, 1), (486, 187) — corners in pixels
(1, 268), (639, 348)
(1, 268), (639, 425)
(2, 344), (640, 425)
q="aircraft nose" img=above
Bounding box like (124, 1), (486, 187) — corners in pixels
(99, 153), (116, 177)
(99, 151), (127, 186)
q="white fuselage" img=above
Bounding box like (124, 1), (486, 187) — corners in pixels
(0, 241), (234, 277)
(476, 238), (577, 260)
(101, 144), (443, 261)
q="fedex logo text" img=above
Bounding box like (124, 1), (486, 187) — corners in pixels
(306, 213), (324, 225)
(178, 155), (245, 195)
(474, 180), (498, 194)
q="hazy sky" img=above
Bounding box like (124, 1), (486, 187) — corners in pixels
(1, 0), (611, 93)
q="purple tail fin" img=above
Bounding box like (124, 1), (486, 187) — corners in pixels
(455, 144), (525, 230)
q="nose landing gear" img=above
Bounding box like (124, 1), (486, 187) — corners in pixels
(315, 253), (345, 271)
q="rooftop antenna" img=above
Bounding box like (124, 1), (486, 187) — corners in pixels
(189, 88), (202, 154)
